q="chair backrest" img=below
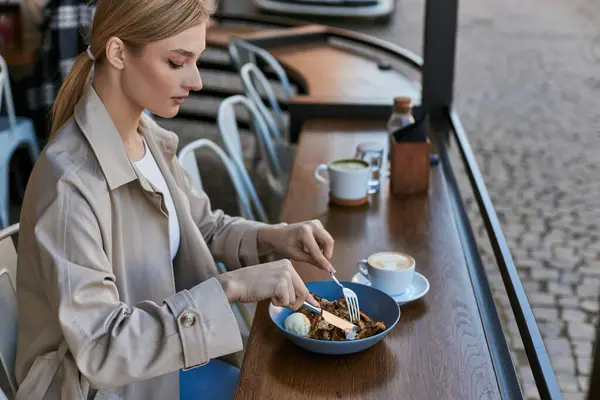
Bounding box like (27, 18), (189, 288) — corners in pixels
(228, 39), (256, 72)
(240, 62), (287, 144)
(0, 224), (19, 397)
(217, 95), (284, 184)
(0, 55), (17, 132)
(178, 139), (268, 223)
(228, 39), (294, 99)
(177, 142), (204, 192)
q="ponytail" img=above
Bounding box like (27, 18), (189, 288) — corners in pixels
(49, 52), (95, 138)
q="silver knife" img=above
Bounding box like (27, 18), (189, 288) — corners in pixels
(302, 301), (359, 332)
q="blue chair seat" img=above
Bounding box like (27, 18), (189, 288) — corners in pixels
(179, 360), (240, 400)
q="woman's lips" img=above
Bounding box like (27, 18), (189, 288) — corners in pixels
(172, 97), (187, 105)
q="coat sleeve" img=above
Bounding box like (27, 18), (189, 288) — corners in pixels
(35, 180), (243, 390)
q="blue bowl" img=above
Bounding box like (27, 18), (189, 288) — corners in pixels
(269, 281), (400, 355)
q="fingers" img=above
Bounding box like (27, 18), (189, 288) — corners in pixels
(287, 272), (296, 308)
(288, 267), (312, 310)
(272, 261), (315, 310)
(307, 293), (319, 307)
(310, 220), (335, 261)
(285, 248), (321, 269)
(260, 256), (324, 309)
(272, 280), (290, 308)
(300, 224), (335, 273)
(286, 246), (334, 274)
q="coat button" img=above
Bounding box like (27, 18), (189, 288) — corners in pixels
(180, 312), (196, 328)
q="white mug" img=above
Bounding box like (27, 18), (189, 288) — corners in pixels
(358, 251), (416, 296)
(314, 159), (370, 206)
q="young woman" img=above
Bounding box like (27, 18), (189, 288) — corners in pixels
(14, 1), (335, 399)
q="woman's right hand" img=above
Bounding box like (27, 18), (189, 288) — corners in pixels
(216, 259), (318, 310)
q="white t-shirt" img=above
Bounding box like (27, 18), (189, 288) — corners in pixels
(134, 139), (181, 260)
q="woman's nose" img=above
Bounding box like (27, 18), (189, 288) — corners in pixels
(185, 67), (203, 92)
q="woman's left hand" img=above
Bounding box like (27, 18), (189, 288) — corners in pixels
(257, 220), (335, 273)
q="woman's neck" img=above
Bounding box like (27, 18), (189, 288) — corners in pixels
(93, 68), (145, 161)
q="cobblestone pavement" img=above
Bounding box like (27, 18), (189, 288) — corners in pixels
(450, 1), (599, 398)
(226, 0), (600, 397)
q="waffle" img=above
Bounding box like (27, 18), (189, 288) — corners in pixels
(298, 294), (386, 341)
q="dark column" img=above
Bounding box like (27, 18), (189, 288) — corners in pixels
(421, 0), (458, 141)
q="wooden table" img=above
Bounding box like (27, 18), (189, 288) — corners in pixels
(235, 119), (502, 399)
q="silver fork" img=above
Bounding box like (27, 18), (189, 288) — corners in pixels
(329, 273), (360, 323)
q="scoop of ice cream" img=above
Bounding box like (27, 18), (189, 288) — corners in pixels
(284, 312), (311, 336)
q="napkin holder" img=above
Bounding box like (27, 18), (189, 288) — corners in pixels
(389, 107), (431, 195)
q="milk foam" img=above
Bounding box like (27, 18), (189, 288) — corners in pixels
(331, 161), (367, 172)
(369, 252), (413, 270)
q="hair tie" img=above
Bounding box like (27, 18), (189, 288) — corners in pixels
(86, 46), (96, 61)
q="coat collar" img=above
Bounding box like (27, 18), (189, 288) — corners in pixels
(74, 86), (179, 190)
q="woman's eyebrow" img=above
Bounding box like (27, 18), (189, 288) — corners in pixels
(170, 48), (206, 62)
(170, 49), (195, 57)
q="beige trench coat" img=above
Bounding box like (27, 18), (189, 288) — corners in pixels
(14, 87), (265, 399)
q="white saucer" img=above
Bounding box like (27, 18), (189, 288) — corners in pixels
(351, 272), (430, 306)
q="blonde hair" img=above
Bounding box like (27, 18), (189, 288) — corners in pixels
(50, 0), (211, 137)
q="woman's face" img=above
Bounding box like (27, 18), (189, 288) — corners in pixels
(120, 22), (206, 118)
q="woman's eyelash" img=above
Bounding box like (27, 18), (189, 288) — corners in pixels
(168, 60), (184, 69)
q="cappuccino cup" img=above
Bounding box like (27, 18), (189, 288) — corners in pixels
(357, 251), (415, 296)
(314, 159), (370, 206)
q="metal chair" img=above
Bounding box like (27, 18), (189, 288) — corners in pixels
(0, 223), (19, 399)
(240, 64), (296, 194)
(240, 62), (287, 144)
(0, 55), (40, 228)
(229, 40), (294, 142)
(217, 95), (286, 198)
(178, 138), (268, 223)
(228, 39), (294, 99)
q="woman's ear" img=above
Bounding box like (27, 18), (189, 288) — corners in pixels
(105, 37), (126, 70)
